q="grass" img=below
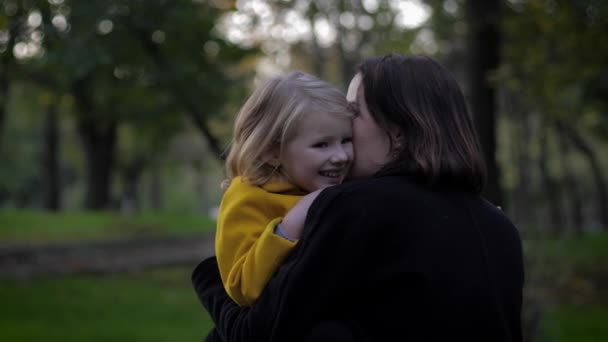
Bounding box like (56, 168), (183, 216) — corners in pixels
(3, 269), (605, 342)
(524, 231), (608, 264)
(1, 212), (606, 341)
(524, 231), (608, 341)
(0, 210), (216, 243)
(0, 267), (214, 341)
(524, 232), (608, 304)
(542, 305), (608, 342)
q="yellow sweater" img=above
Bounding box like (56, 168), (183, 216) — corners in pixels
(215, 176), (303, 306)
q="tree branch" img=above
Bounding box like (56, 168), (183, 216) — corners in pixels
(124, 20), (224, 162)
(555, 121), (608, 229)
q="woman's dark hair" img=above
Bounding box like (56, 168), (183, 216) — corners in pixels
(358, 54), (486, 194)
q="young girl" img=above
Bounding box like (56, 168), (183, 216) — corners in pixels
(216, 71), (353, 306)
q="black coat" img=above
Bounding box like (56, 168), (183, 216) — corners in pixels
(192, 175), (524, 341)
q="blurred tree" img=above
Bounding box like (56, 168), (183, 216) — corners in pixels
(0, 2), (22, 202)
(465, 0), (504, 207)
(41, 94), (61, 210)
(501, 0), (608, 231)
(115, 99), (183, 213)
(2, 0), (256, 209)
(0, 82), (46, 208)
(116, 0), (255, 158)
(216, 0), (423, 88)
(0, 1), (29, 146)
(538, 123), (565, 235)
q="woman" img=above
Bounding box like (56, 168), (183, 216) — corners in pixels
(192, 54), (524, 342)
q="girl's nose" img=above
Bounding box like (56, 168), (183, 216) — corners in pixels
(330, 146), (350, 164)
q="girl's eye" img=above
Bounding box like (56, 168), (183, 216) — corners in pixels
(312, 142), (328, 148)
(342, 137), (353, 144)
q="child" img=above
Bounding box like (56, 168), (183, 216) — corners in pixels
(216, 71), (354, 306)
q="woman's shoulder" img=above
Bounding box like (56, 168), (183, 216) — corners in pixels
(311, 176), (425, 215)
(318, 176), (499, 216)
(324, 176), (426, 199)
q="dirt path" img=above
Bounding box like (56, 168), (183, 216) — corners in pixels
(0, 233), (215, 278)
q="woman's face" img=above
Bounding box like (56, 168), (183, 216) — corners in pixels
(346, 73), (393, 180)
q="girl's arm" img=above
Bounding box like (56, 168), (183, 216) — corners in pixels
(216, 181), (298, 306)
(277, 189), (323, 240)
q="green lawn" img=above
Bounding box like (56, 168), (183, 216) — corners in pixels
(1, 269), (605, 342)
(525, 232), (608, 341)
(525, 231), (608, 264)
(0, 267), (214, 341)
(0, 210), (216, 243)
(541, 305), (608, 342)
(1, 211), (606, 341)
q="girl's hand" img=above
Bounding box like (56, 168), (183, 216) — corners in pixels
(280, 189), (323, 240)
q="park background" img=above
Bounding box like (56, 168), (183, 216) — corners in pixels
(0, 0), (607, 341)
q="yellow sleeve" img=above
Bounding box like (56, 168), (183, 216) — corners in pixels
(215, 181), (297, 306)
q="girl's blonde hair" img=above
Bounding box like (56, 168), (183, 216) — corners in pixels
(224, 71), (351, 188)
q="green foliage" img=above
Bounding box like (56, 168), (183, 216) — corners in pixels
(1, 0), (257, 208)
(0, 210), (216, 243)
(0, 84), (44, 205)
(0, 267), (213, 341)
(35, 0), (255, 134)
(501, 0), (608, 130)
(224, 0), (423, 88)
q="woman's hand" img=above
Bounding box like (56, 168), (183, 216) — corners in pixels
(280, 189), (323, 240)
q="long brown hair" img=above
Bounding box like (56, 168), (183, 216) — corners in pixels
(358, 54), (486, 193)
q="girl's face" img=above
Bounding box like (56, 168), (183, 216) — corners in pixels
(280, 111), (353, 192)
(346, 73), (393, 180)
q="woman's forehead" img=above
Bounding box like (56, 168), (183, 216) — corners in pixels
(346, 73), (362, 103)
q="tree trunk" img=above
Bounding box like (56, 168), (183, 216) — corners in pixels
(336, 0), (369, 90)
(514, 105), (534, 227)
(72, 77), (117, 210)
(148, 164), (162, 210)
(556, 122), (608, 230)
(0, 73), (7, 143)
(335, 30), (358, 90)
(121, 158), (146, 213)
(307, 1), (327, 79)
(538, 127), (564, 237)
(465, 0), (503, 206)
(332, 0), (355, 90)
(0, 14), (22, 144)
(77, 119), (117, 210)
(556, 126), (584, 236)
(42, 101), (61, 211)
(125, 22), (224, 162)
